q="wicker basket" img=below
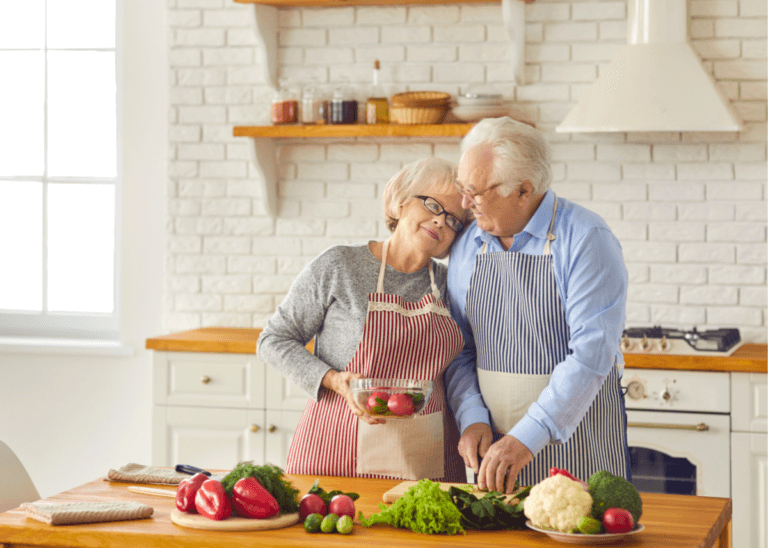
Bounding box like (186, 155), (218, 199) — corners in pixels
(391, 91), (452, 108)
(390, 105), (449, 125)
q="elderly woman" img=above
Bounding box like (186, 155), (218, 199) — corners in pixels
(257, 157), (472, 482)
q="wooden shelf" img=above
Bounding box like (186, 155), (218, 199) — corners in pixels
(235, 0), (499, 5)
(233, 123), (475, 138)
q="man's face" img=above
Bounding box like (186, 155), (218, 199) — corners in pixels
(457, 145), (528, 240)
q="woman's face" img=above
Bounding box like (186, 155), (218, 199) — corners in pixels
(395, 187), (466, 258)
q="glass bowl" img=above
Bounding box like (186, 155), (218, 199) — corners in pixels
(349, 378), (433, 419)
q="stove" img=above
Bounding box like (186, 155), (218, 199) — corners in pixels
(620, 326), (741, 355)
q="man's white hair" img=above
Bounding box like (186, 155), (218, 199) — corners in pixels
(459, 117), (552, 196)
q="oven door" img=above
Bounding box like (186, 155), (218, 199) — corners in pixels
(626, 410), (730, 498)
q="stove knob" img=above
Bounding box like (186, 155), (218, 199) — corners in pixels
(640, 338), (650, 351)
(621, 336), (633, 352)
(658, 336), (670, 352)
(661, 389), (672, 402)
(626, 380), (645, 400)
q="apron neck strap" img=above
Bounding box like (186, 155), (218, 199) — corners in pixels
(543, 194), (558, 256)
(377, 240), (440, 299)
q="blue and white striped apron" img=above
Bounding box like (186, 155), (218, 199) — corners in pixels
(465, 195), (629, 486)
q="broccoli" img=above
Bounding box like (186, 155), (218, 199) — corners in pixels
(587, 470), (613, 492)
(587, 471), (642, 524)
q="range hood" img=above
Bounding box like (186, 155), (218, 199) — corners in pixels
(556, 0), (743, 133)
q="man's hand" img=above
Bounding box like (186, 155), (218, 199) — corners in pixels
(321, 370), (384, 425)
(457, 423), (493, 474)
(476, 435), (533, 494)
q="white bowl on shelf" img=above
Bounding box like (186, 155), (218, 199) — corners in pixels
(455, 93), (504, 107)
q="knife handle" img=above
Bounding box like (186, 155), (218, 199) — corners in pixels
(175, 464), (212, 476)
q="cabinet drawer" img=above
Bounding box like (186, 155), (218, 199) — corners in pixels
(731, 372), (768, 433)
(153, 352), (265, 408)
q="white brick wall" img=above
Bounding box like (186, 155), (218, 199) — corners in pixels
(166, 0), (767, 342)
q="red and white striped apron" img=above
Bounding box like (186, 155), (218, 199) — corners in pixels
(286, 241), (466, 481)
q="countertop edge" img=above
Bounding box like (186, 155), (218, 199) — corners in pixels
(146, 328), (767, 373)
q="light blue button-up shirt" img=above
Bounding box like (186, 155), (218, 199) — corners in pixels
(445, 190), (628, 456)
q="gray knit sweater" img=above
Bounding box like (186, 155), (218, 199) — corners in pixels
(256, 243), (448, 402)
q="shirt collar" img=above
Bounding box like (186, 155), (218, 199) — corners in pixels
(471, 189), (555, 248)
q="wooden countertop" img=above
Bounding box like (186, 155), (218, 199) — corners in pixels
(146, 327), (767, 373)
(0, 474), (731, 548)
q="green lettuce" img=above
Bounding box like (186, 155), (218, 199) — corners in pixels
(358, 479), (465, 535)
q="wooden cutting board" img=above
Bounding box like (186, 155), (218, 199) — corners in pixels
(170, 509), (300, 531)
(381, 481), (522, 504)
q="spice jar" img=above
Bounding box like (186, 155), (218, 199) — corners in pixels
(301, 87), (327, 125)
(271, 87), (299, 125)
(330, 87), (358, 125)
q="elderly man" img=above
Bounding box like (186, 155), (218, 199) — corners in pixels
(445, 117), (630, 494)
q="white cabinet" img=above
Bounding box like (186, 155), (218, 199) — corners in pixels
(152, 351), (308, 470)
(731, 372), (768, 548)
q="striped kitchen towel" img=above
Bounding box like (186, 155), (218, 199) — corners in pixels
(23, 501), (153, 526)
(107, 463), (188, 485)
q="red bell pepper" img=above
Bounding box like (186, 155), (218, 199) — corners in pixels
(175, 472), (208, 513)
(194, 479), (232, 520)
(232, 477), (280, 519)
(550, 467), (589, 490)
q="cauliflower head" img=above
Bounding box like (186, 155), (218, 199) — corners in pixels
(523, 474), (593, 533)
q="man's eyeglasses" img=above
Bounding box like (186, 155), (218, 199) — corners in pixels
(415, 196), (464, 233)
(457, 182), (504, 203)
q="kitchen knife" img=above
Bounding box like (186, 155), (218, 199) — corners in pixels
(175, 464), (212, 477)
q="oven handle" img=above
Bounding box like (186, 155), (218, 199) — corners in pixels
(627, 421), (709, 432)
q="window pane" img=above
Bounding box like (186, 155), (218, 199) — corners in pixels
(0, 1), (45, 49)
(47, 0), (115, 49)
(47, 183), (115, 313)
(47, 51), (116, 177)
(0, 52), (44, 176)
(0, 181), (43, 311)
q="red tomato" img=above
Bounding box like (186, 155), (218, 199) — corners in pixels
(299, 494), (327, 521)
(602, 508), (634, 534)
(366, 391), (390, 414)
(328, 494), (355, 518)
(387, 393), (415, 416)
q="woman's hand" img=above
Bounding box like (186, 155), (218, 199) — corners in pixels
(321, 370), (385, 425)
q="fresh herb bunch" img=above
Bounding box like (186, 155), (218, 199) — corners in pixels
(359, 479), (465, 535)
(221, 462), (299, 514)
(307, 478), (359, 505)
(448, 485), (532, 530)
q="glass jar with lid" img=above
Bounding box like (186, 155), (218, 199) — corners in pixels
(330, 86), (358, 125)
(301, 87), (325, 125)
(271, 87), (299, 125)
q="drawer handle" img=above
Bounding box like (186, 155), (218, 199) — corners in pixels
(250, 424), (260, 433)
(628, 421), (709, 432)
(201, 375), (211, 384)
(268, 425), (277, 433)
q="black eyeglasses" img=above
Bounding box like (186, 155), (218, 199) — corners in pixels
(415, 196), (464, 233)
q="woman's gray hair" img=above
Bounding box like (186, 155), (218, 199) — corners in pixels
(382, 157), (467, 233)
(459, 117), (552, 197)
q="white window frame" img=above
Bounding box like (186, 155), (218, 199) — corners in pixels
(0, 1), (122, 343)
